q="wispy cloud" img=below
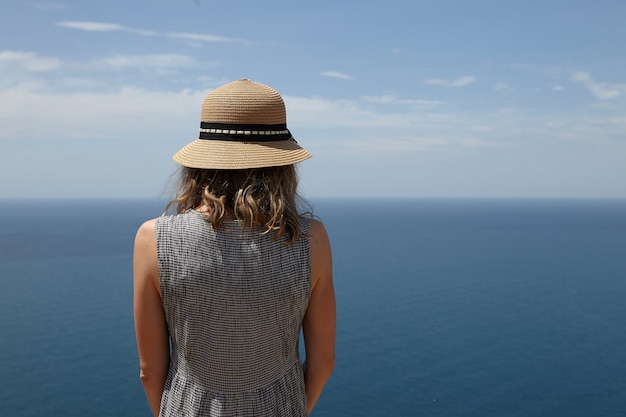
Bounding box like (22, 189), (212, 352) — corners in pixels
(284, 96), (453, 130)
(610, 115), (626, 125)
(342, 137), (449, 153)
(469, 125), (494, 133)
(31, 2), (67, 10)
(493, 82), (513, 93)
(56, 21), (156, 35)
(321, 71), (353, 80)
(1, 76), (622, 155)
(95, 54), (197, 70)
(0, 50), (60, 72)
(571, 71), (626, 100)
(57, 21), (121, 31)
(168, 32), (248, 44)
(363, 95), (442, 106)
(0, 83), (202, 140)
(57, 21), (250, 43)
(505, 63), (564, 76)
(424, 76), (476, 87)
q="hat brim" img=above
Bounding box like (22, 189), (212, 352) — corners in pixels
(173, 139), (312, 169)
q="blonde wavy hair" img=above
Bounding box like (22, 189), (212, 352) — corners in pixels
(166, 165), (308, 243)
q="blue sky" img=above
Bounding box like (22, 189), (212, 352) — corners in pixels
(1, 0), (625, 199)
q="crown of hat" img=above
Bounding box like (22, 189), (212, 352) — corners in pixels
(172, 78), (311, 170)
(201, 79), (286, 125)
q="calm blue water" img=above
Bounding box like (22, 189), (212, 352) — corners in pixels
(1, 198), (625, 416)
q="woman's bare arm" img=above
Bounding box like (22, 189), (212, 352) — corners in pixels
(133, 219), (170, 417)
(303, 218), (336, 415)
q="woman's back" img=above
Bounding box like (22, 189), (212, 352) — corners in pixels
(134, 79), (334, 417)
(156, 210), (310, 416)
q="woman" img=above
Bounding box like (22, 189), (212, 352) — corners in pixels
(133, 79), (335, 416)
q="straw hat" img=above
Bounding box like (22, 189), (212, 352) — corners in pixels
(173, 78), (312, 169)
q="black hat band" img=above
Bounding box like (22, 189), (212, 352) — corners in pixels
(199, 122), (292, 142)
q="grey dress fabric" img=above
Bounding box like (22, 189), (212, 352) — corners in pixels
(155, 210), (311, 417)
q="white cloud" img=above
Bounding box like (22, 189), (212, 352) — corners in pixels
(341, 137), (448, 153)
(1, 80), (622, 158)
(424, 75), (476, 87)
(285, 96), (400, 128)
(338, 134), (495, 154)
(0, 50), (60, 72)
(505, 63), (565, 76)
(168, 32), (248, 44)
(457, 136), (490, 148)
(56, 21), (248, 43)
(494, 82), (513, 93)
(571, 71), (626, 100)
(95, 54), (196, 70)
(545, 121), (565, 128)
(57, 21), (124, 31)
(469, 125), (493, 133)
(31, 3), (67, 10)
(284, 96), (453, 130)
(610, 115), (626, 125)
(363, 95), (442, 106)
(0, 83), (204, 140)
(552, 85), (564, 91)
(56, 21), (156, 36)
(321, 71), (353, 80)
(282, 95), (497, 154)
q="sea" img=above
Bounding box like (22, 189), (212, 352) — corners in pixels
(0, 198), (625, 417)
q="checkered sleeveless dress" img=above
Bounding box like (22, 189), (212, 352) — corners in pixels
(155, 210), (311, 416)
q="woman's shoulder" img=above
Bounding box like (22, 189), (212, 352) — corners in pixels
(136, 218), (157, 237)
(134, 218), (158, 249)
(305, 218), (330, 249)
(136, 213), (194, 242)
(305, 217), (326, 235)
